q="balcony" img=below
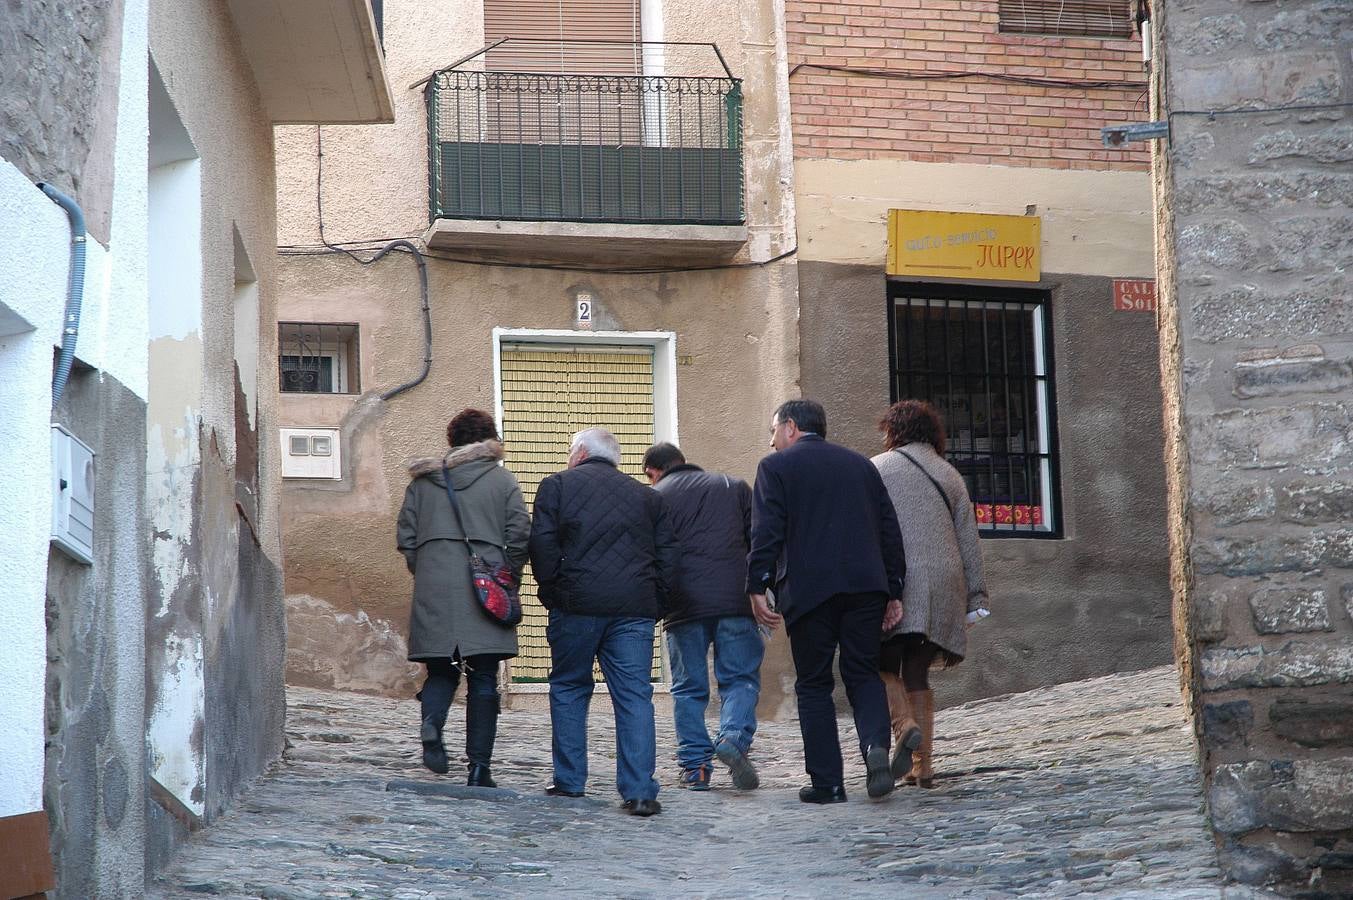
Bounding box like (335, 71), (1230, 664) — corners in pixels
(225, 0), (393, 124)
(421, 40), (747, 265)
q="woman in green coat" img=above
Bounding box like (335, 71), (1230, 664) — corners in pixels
(397, 409), (530, 785)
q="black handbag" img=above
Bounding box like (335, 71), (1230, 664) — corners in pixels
(442, 466), (522, 627)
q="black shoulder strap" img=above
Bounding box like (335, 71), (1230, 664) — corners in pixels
(441, 465), (475, 552)
(894, 448), (954, 517)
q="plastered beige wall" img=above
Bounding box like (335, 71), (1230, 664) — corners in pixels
(277, 251), (799, 698)
(275, 0), (800, 702)
(796, 158), (1154, 278)
(151, 2), (282, 558)
(275, 0), (794, 259)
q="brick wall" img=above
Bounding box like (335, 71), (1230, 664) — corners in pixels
(786, 0), (1150, 170)
(1155, 0), (1353, 891)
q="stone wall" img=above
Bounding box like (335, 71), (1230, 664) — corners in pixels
(0, 0), (124, 242)
(44, 366), (150, 899)
(1155, 0), (1353, 891)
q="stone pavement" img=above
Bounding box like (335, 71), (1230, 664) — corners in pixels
(150, 666), (1271, 898)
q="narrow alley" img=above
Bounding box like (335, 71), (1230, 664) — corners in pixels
(149, 667), (1262, 898)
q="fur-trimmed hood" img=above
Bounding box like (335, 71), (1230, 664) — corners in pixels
(407, 439), (504, 480)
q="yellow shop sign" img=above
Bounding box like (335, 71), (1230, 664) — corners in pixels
(887, 209), (1042, 282)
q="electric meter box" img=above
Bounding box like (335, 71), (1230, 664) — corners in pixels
(51, 423), (95, 564)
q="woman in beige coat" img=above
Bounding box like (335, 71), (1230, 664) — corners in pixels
(872, 400), (989, 787)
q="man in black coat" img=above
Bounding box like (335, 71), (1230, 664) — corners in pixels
(643, 442), (762, 793)
(747, 399), (906, 803)
(529, 427), (678, 817)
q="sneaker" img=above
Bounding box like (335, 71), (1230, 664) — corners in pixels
(679, 765), (713, 791)
(714, 739), (760, 790)
(544, 784), (585, 798)
(622, 798), (662, 817)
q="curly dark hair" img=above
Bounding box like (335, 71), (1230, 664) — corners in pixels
(447, 408), (499, 448)
(879, 399), (946, 455)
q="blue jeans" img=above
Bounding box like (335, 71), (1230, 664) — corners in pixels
(547, 611), (659, 801)
(666, 616), (764, 771)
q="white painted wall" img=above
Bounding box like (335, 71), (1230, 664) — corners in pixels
(0, 162), (64, 818)
(0, 0), (151, 815)
(146, 146), (207, 816)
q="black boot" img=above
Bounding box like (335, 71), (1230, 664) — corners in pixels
(421, 715), (449, 775)
(419, 660), (459, 775)
(465, 692), (500, 787)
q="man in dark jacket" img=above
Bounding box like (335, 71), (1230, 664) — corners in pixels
(642, 442), (761, 793)
(747, 399), (906, 804)
(529, 427), (678, 817)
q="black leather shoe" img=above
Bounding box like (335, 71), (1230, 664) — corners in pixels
(545, 784), (585, 798)
(467, 764), (496, 788)
(865, 746), (895, 799)
(798, 784), (847, 804)
(622, 798), (662, 817)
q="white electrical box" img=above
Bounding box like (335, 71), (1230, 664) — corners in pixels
(280, 427), (342, 479)
(51, 424), (95, 564)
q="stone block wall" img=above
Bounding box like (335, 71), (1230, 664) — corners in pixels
(1154, 0), (1353, 891)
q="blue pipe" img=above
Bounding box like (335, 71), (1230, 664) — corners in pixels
(38, 182), (86, 408)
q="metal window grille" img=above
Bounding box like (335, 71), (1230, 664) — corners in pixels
(888, 283), (1062, 537)
(278, 323), (360, 395)
(997, 0), (1135, 38)
(423, 39), (743, 226)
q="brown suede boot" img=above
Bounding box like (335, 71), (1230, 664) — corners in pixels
(907, 689), (935, 788)
(882, 672), (922, 780)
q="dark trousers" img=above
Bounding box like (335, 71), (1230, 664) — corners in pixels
(420, 654), (500, 723)
(787, 591), (891, 788)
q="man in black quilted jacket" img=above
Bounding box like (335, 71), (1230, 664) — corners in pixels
(642, 442), (763, 794)
(529, 427), (678, 817)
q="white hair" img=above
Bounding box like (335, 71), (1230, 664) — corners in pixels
(570, 428), (622, 465)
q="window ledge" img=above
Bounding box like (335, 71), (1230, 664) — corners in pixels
(424, 219), (748, 267)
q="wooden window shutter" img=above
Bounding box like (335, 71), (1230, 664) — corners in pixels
(997, 0), (1135, 38)
(484, 0), (642, 73)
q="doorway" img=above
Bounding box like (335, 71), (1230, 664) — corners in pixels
(493, 329), (678, 685)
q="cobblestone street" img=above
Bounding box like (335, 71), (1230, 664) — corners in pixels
(150, 667), (1267, 898)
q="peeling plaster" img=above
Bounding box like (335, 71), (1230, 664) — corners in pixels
(146, 632), (205, 816)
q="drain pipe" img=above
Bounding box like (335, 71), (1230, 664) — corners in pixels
(371, 240), (431, 402)
(38, 183), (87, 407)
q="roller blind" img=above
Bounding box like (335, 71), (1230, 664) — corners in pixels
(499, 344), (662, 683)
(997, 0), (1135, 38)
(484, 0), (641, 74)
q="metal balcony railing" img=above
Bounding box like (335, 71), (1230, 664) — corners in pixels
(422, 40), (744, 226)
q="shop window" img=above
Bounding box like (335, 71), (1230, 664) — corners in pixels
(278, 322), (359, 394)
(997, 0), (1134, 38)
(888, 283), (1061, 537)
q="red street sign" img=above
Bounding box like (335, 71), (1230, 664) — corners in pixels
(1113, 279), (1157, 312)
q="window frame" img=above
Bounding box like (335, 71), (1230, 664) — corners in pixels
(886, 280), (1064, 539)
(996, 0), (1136, 39)
(278, 322), (359, 395)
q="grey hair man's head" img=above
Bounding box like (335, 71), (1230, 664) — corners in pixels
(569, 427), (623, 468)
